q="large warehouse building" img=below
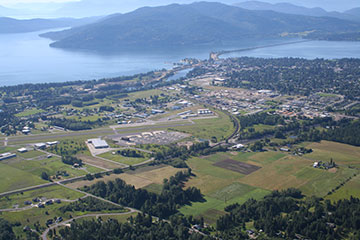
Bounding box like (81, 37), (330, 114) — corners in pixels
(88, 138), (109, 149)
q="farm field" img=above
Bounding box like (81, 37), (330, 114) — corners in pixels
(180, 142), (360, 223)
(76, 154), (122, 170)
(3, 156), (98, 179)
(66, 165), (184, 189)
(325, 174), (360, 201)
(0, 163), (46, 193)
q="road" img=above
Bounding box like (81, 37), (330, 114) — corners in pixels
(211, 40), (311, 60)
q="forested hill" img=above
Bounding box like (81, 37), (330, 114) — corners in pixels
(41, 2), (360, 51)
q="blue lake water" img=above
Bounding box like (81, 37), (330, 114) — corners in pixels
(0, 30), (360, 87)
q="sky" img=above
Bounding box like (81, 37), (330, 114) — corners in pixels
(0, 0), (359, 12)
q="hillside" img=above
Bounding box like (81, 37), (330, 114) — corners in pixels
(0, 16), (101, 34)
(41, 2), (360, 51)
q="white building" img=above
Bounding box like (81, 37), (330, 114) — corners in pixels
(88, 138), (109, 149)
(17, 148), (28, 153)
(0, 152), (16, 161)
(34, 143), (46, 149)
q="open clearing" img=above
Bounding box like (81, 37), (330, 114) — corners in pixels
(76, 154), (122, 169)
(98, 152), (147, 166)
(67, 165), (185, 189)
(169, 110), (234, 140)
(0, 163), (46, 193)
(213, 159), (261, 175)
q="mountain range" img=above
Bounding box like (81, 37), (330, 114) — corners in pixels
(234, 1), (360, 22)
(0, 17), (101, 34)
(40, 2), (360, 51)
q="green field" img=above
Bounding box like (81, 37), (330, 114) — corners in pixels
(0, 163), (46, 193)
(143, 183), (163, 194)
(180, 152), (270, 223)
(326, 174), (360, 202)
(98, 152), (148, 165)
(169, 110), (234, 140)
(5, 157), (91, 179)
(17, 150), (45, 159)
(0, 185), (84, 209)
(180, 142), (360, 223)
(15, 108), (44, 117)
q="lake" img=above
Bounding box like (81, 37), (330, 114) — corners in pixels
(1, 30), (360, 87)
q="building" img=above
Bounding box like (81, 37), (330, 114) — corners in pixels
(231, 144), (245, 149)
(198, 109), (213, 115)
(34, 143), (46, 149)
(46, 141), (59, 146)
(151, 109), (165, 114)
(17, 148), (28, 153)
(88, 138), (109, 149)
(0, 152), (16, 161)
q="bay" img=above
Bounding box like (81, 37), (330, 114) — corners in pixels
(0, 30), (359, 87)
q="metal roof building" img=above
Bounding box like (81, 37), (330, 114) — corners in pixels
(88, 138), (109, 149)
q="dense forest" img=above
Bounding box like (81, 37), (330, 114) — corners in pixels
(83, 170), (203, 219)
(217, 189), (360, 239)
(217, 58), (360, 100)
(50, 213), (210, 240)
(59, 197), (124, 213)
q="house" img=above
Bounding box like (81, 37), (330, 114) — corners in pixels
(280, 148), (290, 152)
(313, 162), (319, 168)
(24, 201), (32, 205)
(232, 144), (245, 149)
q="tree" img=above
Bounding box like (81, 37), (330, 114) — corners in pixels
(41, 172), (49, 181)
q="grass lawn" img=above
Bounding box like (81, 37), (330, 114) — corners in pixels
(326, 174), (360, 202)
(0, 146), (17, 154)
(0, 163), (46, 193)
(297, 166), (357, 197)
(127, 89), (164, 100)
(5, 157), (90, 179)
(305, 141), (360, 166)
(0, 185), (84, 209)
(180, 187), (270, 224)
(169, 110), (234, 141)
(15, 108), (44, 117)
(17, 150), (45, 159)
(98, 152), (147, 166)
(143, 183), (163, 194)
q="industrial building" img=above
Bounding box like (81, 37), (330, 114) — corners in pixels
(0, 152), (16, 161)
(88, 138), (109, 149)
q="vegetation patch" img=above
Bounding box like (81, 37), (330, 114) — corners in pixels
(213, 159), (261, 175)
